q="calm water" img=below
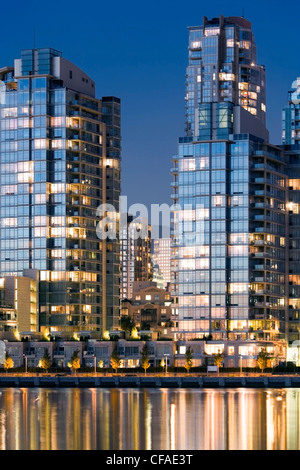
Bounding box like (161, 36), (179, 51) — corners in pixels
(0, 387), (300, 450)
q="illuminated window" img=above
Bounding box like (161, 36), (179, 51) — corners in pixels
(51, 250), (64, 259)
(228, 283), (248, 294)
(212, 195), (225, 207)
(228, 245), (248, 256)
(34, 139), (47, 149)
(179, 158), (195, 171)
(226, 39), (235, 47)
(34, 194), (47, 204)
(33, 216), (47, 226)
(179, 259), (195, 270)
(196, 246), (209, 257)
(51, 216), (65, 226)
(51, 139), (65, 149)
(1, 218), (17, 227)
(205, 344), (224, 355)
(230, 233), (248, 244)
(50, 183), (65, 193)
(180, 209), (195, 221)
(191, 41), (201, 49)
(51, 116), (65, 127)
(51, 227), (66, 237)
(219, 73), (235, 81)
(179, 246), (195, 258)
(34, 227), (47, 237)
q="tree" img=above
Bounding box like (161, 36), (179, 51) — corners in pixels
(214, 351), (224, 375)
(39, 350), (51, 373)
(110, 348), (121, 373)
(184, 347), (193, 373)
(4, 353), (14, 373)
(141, 344), (151, 375)
(68, 349), (80, 374)
(131, 327), (139, 340)
(120, 315), (135, 332)
(257, 348), (269, 373)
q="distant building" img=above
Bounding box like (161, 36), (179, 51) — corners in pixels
(282, 78), (300, 145)
(120, 216), (153, 299)
(121, 285), (173, 333)
(152, 238), (171, 288)
(152, 264), (164, 289)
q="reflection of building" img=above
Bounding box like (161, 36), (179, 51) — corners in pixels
(152, 238), (171, 288)
(0, 270), (38, 333)
(0, 48), (121, 334)
(121, 285), (172, 333)
(120, 216), (153, 299)
(171, 16), (288, 342)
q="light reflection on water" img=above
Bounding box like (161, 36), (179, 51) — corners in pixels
(0, 387), (300, 450)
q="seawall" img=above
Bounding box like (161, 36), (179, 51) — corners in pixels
(1, 375), (300, 388)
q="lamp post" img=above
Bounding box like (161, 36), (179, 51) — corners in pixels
(94, 355), (96, 374)
(164, 354), (169, 375)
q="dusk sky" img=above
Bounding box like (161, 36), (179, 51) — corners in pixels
(1, 0), (300, 209)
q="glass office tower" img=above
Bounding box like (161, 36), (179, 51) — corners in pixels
(0, 48), (121, 334)
(171, 16), (288, 341)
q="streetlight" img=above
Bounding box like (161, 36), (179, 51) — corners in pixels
(164, 354), (169, 374)
(93, 355), (96, 374)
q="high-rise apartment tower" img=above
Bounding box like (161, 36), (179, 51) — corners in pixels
(0, 48), (121, 334)
(171, 16), (288, 341)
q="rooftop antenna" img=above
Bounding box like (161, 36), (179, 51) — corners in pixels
(33, 26), (36, 49)
(242, 8), (245, 18)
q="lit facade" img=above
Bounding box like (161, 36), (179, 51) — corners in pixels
(285, 146), (300, 344)
(121, 285), (172, 331)
(152, 238), (171, 288)
(0, 48), (121, 334)
(185, 15), (266, 138)
(171, 16), (288, 341)
(120, 216), (153, 299)
(0, 270), (38, 333)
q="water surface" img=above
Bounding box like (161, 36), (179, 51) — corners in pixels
(0, 387), (299, 450)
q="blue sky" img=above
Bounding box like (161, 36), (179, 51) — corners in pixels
(1, 0), (300, 208)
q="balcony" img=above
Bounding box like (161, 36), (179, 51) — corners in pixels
(252, 252), (266, 258)
(251, 239), (264, 245)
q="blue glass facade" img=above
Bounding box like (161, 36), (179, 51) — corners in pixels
(0, 49), (121, 334)
(172, 17), (288, 341)
(185, 16), (266, 138)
